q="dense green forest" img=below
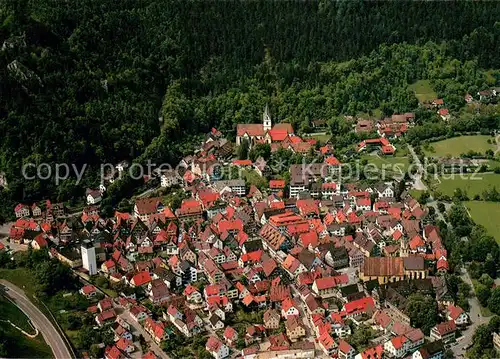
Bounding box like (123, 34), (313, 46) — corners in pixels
(1, 0), (500, 218)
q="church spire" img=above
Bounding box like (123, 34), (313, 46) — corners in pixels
(263, 104), (272, 131)
(400, 236), (409, 258)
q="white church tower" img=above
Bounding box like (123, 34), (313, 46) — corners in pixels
(81, 240), (97, 276)
(263, 104), (272, 131)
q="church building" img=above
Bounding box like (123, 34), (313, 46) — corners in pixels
(236, 105), (294, 147)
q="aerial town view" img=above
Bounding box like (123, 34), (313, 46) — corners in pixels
(2, 1), (500, 359)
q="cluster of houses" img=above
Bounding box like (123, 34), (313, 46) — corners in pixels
(235, 104), (317, 154)
(78, 284), (163, 359)
(355, 113), (415, 140)
(9, 109), (470, 359)
(466, 87), (500, 104)
(354, 113), (415, 139)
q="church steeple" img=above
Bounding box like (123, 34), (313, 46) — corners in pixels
(400, 236), (409, 258)
(263, 104), (272, 131)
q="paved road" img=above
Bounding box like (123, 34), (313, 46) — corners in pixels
(118, 309), (170, 359)
(0, 280), (73, 359)
(408, 145), (428, 191)
(450, 268), (489, 357)
(289, 284), (329, 359)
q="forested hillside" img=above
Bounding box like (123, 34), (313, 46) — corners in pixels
(1, 0), (500, 218)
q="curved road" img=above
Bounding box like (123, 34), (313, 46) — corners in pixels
(0, 280), (73, 359)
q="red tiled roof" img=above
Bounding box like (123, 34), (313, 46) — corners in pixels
(232, 159), (252, 166)
(343, 297), (375, 315)
(135, 197), (162, 215)
(434, 320), (456, 335)
(448, 305), (464, 320)
(269, 180), (286, 189)
(314, 275), (348, 290)
(392, 230), (403, 241)
(338, 339), (353, 354)
(391, 335), (407, 350)
(131, 271), (152, 287)
(409, 235), (425, 250)
(359, 345), (383, 359)
(437, 258), (449, 271)
(223, 326), (237, 340)
(81, 285), (96, 295)
(325, 156), (341, 166)
(237, 124), (265, 137)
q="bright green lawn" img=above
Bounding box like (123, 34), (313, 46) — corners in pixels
(434, 173), (500, 197)
(306, 134), (332, 144)
(424, 135), (495, 157)
(409, 189), (425, 199)
(409, 80), (437, 103)
(361, 154), (409, 174)
(0, 295), (36, 334)
(465, 201), (500, 243)
(0, 268), (40, 296)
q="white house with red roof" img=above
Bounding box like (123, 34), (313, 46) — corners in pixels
(134, 197), (164, 223)
(144, 317), (167, 343)
(184, 285), (202, 303)
(338, 339), (356, 359)
(384, 335), (407, 357)
(312, 274), (348, 298)
(14, 203), (30, 218)
(446, 304), (468, 326)
(223, 326), (238, 346)
(206, 336), (229, 359)
(129, 305), (149, 322)
(269, 180), (286, 193)
(80, 285), (97, 299)
(438, 108), (450, 121)
(430, 320), (456, 343)
(318, 331), (338, 356)
(96, 309), (116, 326)
(115, 338), (135, 354)
(130, 271), (152, 287)
(281, 297), (300, 318)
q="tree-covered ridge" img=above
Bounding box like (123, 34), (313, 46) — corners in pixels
(1, 0), (500, 214)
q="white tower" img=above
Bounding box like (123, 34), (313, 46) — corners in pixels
(263, 104), (272, 131)
(81, 240), (97, 276)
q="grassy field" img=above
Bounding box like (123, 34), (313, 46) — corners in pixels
(361, 154), (410, 174)
(0, 323), (53, 358)
(409, 189), (425, 199)
(307, 133), (331, 144)
(465, 201), (500, 243)
(434, 173), (500, 197)
(0, 295), (36, 334)
(424, 135), (495, 157)
(0, 268), (40, 297)
(409, 80), (437, 103)
(356, 108), (383, 118)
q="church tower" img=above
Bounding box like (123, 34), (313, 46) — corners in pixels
(400, 236), (409, 258)
(263, 104), (272, 131)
